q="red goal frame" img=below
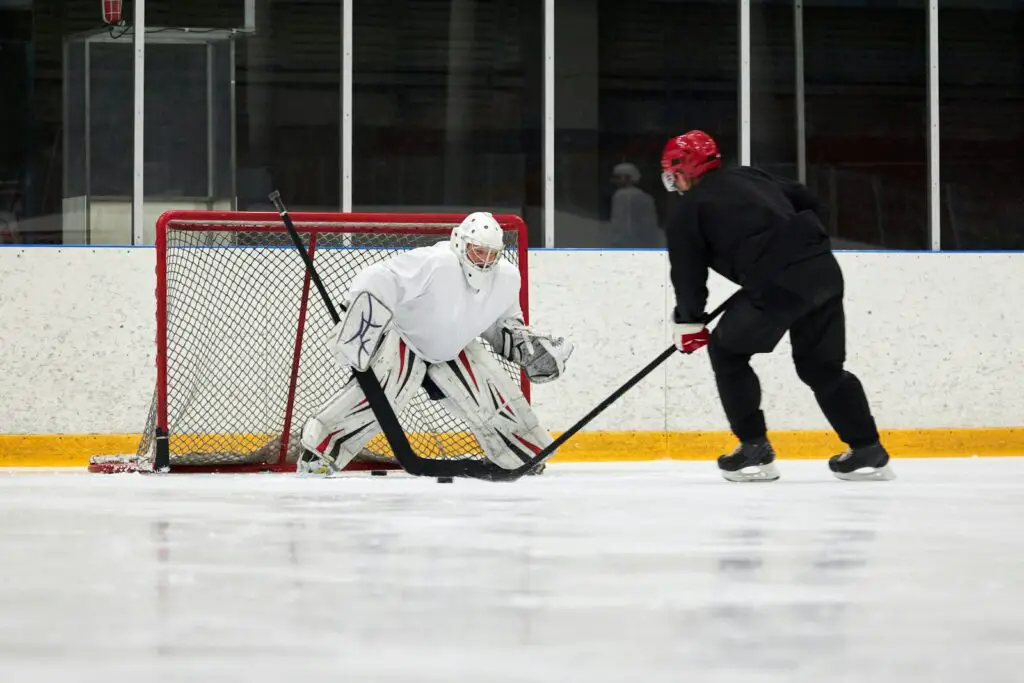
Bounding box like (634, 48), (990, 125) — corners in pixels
(94, 211), (530, 474)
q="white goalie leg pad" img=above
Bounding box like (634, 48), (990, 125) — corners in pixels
(299, 332), (425, 473)
(426, 341), (554, 470)
(327, 290), (393, 372)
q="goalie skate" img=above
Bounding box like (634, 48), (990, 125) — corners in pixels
(718, 439), (780, 483)
(296, 448), (340, 476)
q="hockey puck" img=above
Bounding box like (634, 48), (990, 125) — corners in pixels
(370, 470), (388, 477)
(436, 476), (454, 484)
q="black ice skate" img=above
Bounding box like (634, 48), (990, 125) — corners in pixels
(828, 442), (895, 481)
(718, 439), (780, 482)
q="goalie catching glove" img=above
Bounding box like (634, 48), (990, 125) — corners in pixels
(326, 290), (393, 372)
(483, 318), (574, 383)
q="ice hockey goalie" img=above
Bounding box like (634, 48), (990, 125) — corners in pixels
(298, 212), (574, 476)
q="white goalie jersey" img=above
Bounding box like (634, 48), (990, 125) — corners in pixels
(345, 240), (522, 364)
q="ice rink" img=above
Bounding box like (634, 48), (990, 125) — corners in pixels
(1, 458), (1022, 683)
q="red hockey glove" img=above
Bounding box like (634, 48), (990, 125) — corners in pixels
(673, 322), (709, 354)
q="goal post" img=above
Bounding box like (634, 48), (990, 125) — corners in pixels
(89, 210), (530, 474)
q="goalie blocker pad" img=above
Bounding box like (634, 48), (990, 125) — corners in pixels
(327, 290), (393, 372)
(426, 340), (554, 470)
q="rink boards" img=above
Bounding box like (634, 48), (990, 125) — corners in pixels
(0, 247), (1022, 466)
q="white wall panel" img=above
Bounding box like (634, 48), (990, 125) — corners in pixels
(0, 247), (1020, 435)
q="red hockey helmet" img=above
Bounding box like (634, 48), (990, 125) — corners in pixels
(660, 130), (722, 192)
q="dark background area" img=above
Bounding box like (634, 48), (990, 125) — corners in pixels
(0, 0), (1019, 248)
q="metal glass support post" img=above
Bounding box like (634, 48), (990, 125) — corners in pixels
(230, 40), (238, 208)
(132, 0), (146, 245)
(84, 43), (92, 242)
(206, 43), (215, 204)
(739, 0), (751, 166)
(794, 0), (806, 184)
(342, 0), (353, 212)
(242, 0), (255, 210)
(62, 40), (69, 238)
(927, 0), (941, 250)
(543, 0), (555, 247)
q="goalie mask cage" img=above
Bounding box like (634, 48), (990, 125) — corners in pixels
(89, 211), (529, 474)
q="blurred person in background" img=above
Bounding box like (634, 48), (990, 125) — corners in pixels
(609, 162), (661, 248)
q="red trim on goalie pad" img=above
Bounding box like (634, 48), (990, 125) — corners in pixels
(458, 350), (480, 392)
(512, 434), (543, 455)
(317, 430), (342, 453)
(399, 339), (406, 379)
(493, 386), (516, 418)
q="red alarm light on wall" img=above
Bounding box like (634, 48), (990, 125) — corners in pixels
(103, 0), (123, 25)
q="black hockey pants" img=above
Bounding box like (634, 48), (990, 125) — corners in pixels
(707, 253), (880, 449)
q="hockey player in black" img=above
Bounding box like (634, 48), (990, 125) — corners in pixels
(659, 130), (893, 482)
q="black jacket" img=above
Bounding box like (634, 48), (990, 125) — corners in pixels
(664, 166), (832, 323)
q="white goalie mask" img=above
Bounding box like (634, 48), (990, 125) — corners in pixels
(450, 212), (505, 291)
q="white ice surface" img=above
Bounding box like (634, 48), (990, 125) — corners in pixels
(1, 458), (1023, 683)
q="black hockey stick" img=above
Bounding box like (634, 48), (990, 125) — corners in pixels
(270, 192), (508, 480)
(270, 191), (431, 476)
(484, 291), (741, 481)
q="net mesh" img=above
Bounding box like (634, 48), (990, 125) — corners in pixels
(111, 213), (526, 472)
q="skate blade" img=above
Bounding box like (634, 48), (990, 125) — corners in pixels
(721, 462), (780, 483)
(832, 464), (896, 482)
